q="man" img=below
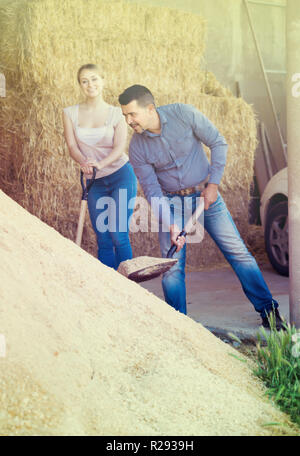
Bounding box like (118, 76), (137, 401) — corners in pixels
(118, 85), (285, 330)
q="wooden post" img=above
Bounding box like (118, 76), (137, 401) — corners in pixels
(287, 0), (300, 328)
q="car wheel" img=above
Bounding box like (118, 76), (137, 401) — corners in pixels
(265, 201), (289, 276)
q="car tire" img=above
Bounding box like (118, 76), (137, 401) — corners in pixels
(265, 201), (289, 276)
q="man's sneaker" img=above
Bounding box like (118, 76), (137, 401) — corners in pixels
(261, 308), (286, 331)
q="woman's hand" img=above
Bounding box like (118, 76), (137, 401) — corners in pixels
(80, 163), (94, 174)
(85, 159), (102, 171)
(80, 159), (101, 174)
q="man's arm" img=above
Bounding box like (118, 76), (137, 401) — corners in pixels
(178, 104), (228, 209)
(129, 140), (185, 252)
(129, 140), (172, 231)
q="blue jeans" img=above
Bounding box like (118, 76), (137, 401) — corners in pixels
(87, 162), (137, 269)
(159, 191), (278, 317)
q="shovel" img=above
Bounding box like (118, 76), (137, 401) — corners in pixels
(118, 196), (205, 283)
(166, 196), (205, 258)
(75, 167), (97, 246)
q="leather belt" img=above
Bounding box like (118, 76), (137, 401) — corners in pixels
(165, 177), (209, 196)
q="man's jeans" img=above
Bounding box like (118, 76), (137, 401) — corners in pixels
(159, 191), (278, 317)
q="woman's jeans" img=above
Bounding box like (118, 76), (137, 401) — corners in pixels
(159, 191), (278, 317)
(87, 162), (137, 270)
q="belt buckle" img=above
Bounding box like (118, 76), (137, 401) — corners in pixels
(177, 187), (194, 196)
(167, 179), (208, 196)
(184, 187), (194, 196)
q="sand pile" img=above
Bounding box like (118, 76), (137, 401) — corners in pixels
(0, 190), (296, 436)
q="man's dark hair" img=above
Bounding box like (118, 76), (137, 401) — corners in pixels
(118, 85), (155, 107)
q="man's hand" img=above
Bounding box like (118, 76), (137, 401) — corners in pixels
(170, 224), (186, 253)
(202, 183), (218, 210)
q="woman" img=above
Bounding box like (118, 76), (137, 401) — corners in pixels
(63, 63), (137, 269)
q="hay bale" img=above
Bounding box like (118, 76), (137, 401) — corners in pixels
(0, 0), (256, 268)
(0, 189), (297, 436)
(0, 0), (207, 253)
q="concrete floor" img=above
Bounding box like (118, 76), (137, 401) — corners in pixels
(140, 262), (290, 343)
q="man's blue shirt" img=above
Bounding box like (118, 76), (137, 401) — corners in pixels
(129, 103), (228, 227)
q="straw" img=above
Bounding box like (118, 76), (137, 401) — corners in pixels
(0, 0), (257, 268)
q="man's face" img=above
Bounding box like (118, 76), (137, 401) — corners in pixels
(121, 100), (152, 134)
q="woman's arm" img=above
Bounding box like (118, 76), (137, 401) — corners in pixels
(62, 111), (93, 174)
(86, 116), (128, 171)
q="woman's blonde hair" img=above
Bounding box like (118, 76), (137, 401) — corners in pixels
(77, 64), (102, 83)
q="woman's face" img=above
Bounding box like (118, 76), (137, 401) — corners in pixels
(78, 69), (104, 99)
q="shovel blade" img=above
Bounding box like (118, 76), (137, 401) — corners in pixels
(128, 259), (178, 282)
(118, 256), (178, 283)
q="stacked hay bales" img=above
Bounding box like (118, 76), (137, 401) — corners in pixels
(0, 0), (256, 267)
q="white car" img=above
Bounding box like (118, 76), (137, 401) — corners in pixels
(260, 167), (288, 276)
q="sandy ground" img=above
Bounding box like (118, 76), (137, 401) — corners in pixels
(0, 189), (298, 436)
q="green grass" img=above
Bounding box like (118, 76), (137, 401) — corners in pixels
(253, 313), (300, 426)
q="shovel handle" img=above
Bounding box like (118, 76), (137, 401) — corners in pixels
(166, 230), (187, 258)
(166, 197), (205, 258)
(80, 167), (97, 200)
(75, 200), (88, 246)
(75, 167), (97, 246)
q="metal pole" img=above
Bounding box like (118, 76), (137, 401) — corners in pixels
(287, 0), (300, 328)
(244, 0), (287, 163)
